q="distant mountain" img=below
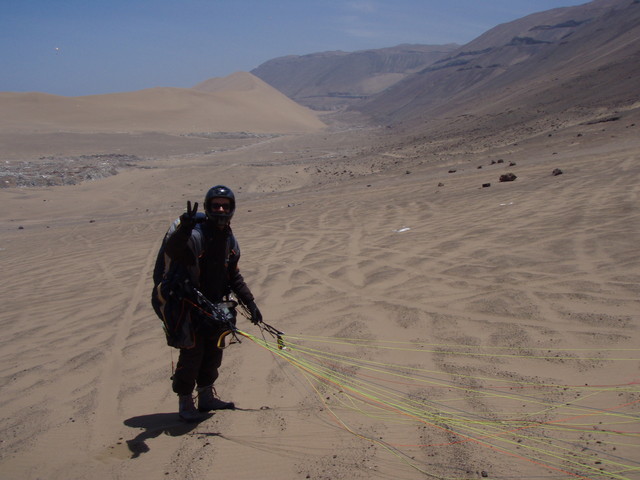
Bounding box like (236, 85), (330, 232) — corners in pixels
(0, 72), (325, 134)
(251, 44), (458, 111)
(354, 0), (640, 131)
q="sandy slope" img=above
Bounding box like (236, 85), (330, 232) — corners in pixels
(0, 72), (325, 135)
(1, 112), (639, 479)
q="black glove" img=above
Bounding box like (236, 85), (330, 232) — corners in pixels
(246, 300), (262, 325)
(179, 201), (198, 232)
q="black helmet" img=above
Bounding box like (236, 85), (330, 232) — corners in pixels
(204, 185), (236, 227)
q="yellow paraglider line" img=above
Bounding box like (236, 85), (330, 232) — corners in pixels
(239, 329), (640, 480)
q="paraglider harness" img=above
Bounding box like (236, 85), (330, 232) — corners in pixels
(154, 274), (283, 350)
(188, 286), (285, 350)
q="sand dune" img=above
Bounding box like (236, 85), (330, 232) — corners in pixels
(0, 72), (325, 134)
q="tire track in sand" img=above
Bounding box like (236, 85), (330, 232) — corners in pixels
(88, 238), (159, 453)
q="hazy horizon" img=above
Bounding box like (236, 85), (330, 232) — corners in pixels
(2, 0), (589, 97)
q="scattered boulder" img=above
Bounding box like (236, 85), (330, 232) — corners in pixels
(552, 168), (563, 176)
(499, 173), (517, 182)
(482, 183), (491, 188)
(448, 169), (457, 173)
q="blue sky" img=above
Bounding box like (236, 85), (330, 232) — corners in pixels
(1, 0), (589, 96)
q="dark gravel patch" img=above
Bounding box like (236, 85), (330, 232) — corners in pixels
(1, 153), (151, 187)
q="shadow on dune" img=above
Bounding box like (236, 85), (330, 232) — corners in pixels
(123, 412), (215, 458)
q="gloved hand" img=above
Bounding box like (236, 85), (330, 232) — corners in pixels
(246, 300), (263, 325)
(179, 201), (198, 232)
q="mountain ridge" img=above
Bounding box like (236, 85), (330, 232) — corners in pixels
(251, 44), (458, 110)
(352, 0), (640, 135)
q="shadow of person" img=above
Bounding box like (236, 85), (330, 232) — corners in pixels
(123, 412), (215, 458)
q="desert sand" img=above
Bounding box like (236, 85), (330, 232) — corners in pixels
(1, 86), (639, 480)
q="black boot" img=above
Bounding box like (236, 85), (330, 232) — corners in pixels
(196, 385), (235, 411)
(178, 394), (203, 422)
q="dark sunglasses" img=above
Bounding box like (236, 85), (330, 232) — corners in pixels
(209, 202), (231, 212)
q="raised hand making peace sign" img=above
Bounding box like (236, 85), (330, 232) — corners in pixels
(179, 200), (199, 231)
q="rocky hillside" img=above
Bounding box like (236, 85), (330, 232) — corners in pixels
(354, 0), (640, 134)
(251, 44), (458, 110)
